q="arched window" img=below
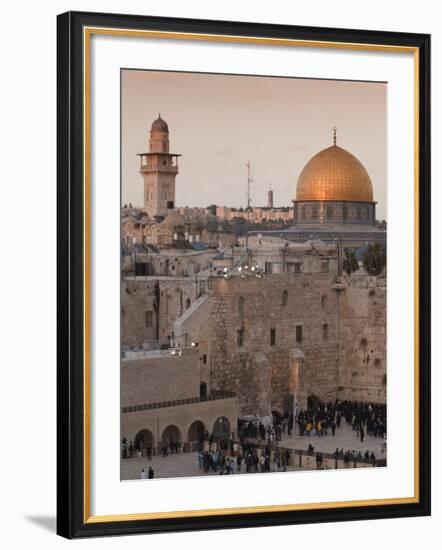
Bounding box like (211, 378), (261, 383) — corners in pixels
(321, 295), (327, 309)
(238, 295), (244, 316)
(281, 290), (288, 307)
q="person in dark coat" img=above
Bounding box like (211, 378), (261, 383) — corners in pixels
(148, 466), (154, 479)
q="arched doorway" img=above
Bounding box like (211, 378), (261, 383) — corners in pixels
(161, 425), (181, 444)
(213, 416), (230, 439)
(134, 429), (154, 451)
(307, 394), (322, 411)
(200, 381), (207, 399)
(187, 420), (205, 442)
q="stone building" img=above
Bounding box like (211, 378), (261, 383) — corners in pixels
(293, 128), (376, 227)
(252, 128), (386, 247)
(121, 347), (238, 452)
(122, 276), (207, 348)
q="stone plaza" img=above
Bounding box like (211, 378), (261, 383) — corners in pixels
(121, 423), (386, 480)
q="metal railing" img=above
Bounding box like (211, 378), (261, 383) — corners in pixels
(122, 389), (236, 414)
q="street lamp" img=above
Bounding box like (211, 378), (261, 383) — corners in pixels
(293, 392), (298, 441)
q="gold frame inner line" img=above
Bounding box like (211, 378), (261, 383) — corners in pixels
(82, 26), (420, 524)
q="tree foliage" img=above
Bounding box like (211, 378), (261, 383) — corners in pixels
(363, 242), (386, 276)
(342, 248), (359, 275)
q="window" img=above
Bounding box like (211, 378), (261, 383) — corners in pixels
(326, 206), (333, 219)
(294, 263), (302, 273)
(238, 296), (244, 316)
(321, 295), (327, 309)
(202, 354), (207, 365)
(145, 311), (153, 328)
(265, 261), (273, 274)
(323, 323), (329, 340)
(270, 328), (276, 346)
(281, 290), (288, 307)
(237, 328), (245, 347)
(295, 325), (303, 344)
(200, 381), (207, 399)
(186, 298), (191, 309)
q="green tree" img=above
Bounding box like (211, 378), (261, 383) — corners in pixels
(206, 204), (217, 215)
(363, 243), (386, 276)
(342, 248), (359, 275)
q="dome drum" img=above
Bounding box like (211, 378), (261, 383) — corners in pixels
(293, 200), (376, 226)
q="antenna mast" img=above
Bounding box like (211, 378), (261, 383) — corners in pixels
(246, 161), (253, 211)
(245, 161), (253, 251)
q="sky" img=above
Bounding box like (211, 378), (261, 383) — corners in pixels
(122, 70), (387, 220)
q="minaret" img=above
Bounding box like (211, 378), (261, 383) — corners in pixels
(267, 184), (274, 208)
(137, 114), (181, 218)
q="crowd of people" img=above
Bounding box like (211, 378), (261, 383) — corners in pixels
(196, 442), (293, 475)
(307, 443), (378, 465)
(121, 437), (182, 459)
(296, 399), (387, 441)
(124, 400), (386, 478)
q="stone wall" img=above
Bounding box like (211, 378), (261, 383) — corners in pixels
(121, 281), (158, 348)
(338, 276), (387, 403)
(175, 272), (386, 415)
(122, 259), (387, 421)
(122, 348), (201, 407)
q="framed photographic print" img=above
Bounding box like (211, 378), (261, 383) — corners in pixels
(57, 11), (431, 538)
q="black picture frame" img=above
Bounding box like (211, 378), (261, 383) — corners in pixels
(57, 10), (431, 539)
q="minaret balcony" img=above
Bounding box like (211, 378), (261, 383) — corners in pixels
(137, 152), (181, 174)
(139, 163), (179, 174)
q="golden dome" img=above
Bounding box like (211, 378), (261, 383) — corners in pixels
(296, 144), (373, 202)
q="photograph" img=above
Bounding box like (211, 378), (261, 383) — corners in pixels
(120, 69), (388, 481)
